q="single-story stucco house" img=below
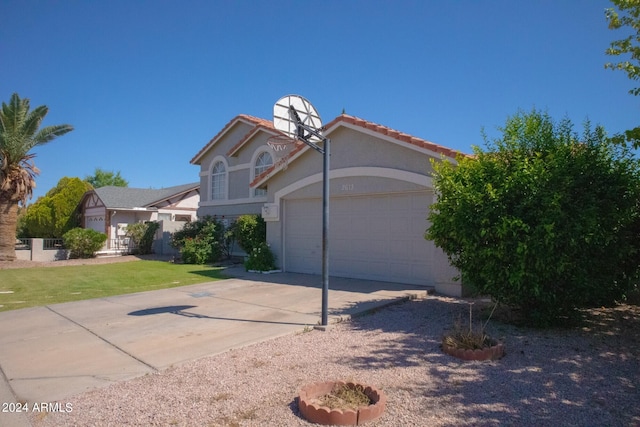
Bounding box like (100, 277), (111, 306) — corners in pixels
(78, 183), (199, 253)
(191, 113), (462, 296)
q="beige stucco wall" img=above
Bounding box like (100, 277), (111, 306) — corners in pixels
(264, 125), (440, 204)
(196, 122), (274, 218)
(261, 125), (459, 296)
(191, 117), (460, 296)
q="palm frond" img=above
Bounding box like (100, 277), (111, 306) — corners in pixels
(0, 93), (73, 203)
(22, 105), (48, 141)
(1, 94), (29, 136)
(34, 124), (74, 147)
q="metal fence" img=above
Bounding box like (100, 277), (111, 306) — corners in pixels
(108, 238), (137, 254)
(15, 238), (31, 250)
(43, 238), (65, 250)
(15, 238), (65, 250)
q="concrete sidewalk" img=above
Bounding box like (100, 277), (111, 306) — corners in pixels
(0, 267), (430, 426)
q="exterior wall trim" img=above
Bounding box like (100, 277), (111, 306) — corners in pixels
(208, 155), (229, 202)
(200, 196), (267, 207)
(250, 145), (275, 197)
(273, 167), (433, 205)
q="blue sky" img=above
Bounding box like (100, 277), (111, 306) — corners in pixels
(1, 0), (637, 202)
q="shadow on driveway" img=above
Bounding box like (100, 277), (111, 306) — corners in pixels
(127, 305), (312, 326)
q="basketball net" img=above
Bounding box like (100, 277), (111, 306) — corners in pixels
(267, 134), (297, 170)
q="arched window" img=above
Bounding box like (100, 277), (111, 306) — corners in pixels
(210, 160), (227, 200)
(254, 151), (273, 197)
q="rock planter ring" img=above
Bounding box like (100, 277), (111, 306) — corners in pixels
(442, 340), (505, 361)
(298, 381), (386, 425)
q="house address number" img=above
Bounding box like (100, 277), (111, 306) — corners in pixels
(341, 184), (354, 191)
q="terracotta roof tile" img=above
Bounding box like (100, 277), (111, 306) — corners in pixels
(250, 114), (466, 188)
(194, 112), (467, 189)
(249, 139), (304, 187)
(190, 114), (276, 164)
(324, 114), (464, 159)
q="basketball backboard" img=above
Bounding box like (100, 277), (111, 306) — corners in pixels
(273, 94), (323, 143)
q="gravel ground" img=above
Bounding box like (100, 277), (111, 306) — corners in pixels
(27, 293), (640, 427)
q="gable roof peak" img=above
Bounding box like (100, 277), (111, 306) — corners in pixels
(191, 114), (275, 164)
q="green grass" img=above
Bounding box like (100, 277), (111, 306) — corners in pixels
(0, 260), (226, 312)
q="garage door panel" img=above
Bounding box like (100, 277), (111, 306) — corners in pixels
(349, 197), (370, 213)
(350, 220), (371, 236)
(284, 192), (436, 285)
(369, 216), (390, 231)
(389, 240), (411, 258)
(332, 215), (352, 234)
(390, 218), (410, 235)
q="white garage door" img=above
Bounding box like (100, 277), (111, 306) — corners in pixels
(85, 215), (105, 233)
(284, 191), (437, 285)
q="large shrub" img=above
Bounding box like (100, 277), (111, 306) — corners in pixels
(125, 221), (160, 255)
(426, 110), (640, 326)
(171, 217), (224, 264)
(234, 214), (266, 254)
(63, 228), (107, 259)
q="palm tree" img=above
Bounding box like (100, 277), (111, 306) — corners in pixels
(0, 93), (73, 261)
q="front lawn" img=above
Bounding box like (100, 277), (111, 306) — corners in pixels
(0, 261), (226, 312)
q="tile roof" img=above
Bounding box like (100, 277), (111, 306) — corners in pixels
(190, 114), (276, 164)
(324, 114), (462, 159)
(249, 114), (466, 188)
(93, 182), (199, 209)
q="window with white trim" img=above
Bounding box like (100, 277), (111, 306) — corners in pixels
(211, 161), (227, 200)
(253, 151), (273, 197)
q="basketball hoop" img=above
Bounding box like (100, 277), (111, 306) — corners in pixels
(272, 94), (331, 327)
(267, 134), (297, 170)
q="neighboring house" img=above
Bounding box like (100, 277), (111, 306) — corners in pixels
(191, 113), (462, 296)
(79, 183), (199, 252)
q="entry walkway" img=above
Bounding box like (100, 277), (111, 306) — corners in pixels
(0, 267), (430, 427)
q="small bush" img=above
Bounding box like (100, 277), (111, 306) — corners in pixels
(63, 228), (107, 259)
(245, 242), (276, 272)
(234, 215), (266, 254)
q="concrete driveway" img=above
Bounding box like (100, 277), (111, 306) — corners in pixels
(0, 266), (430, 426)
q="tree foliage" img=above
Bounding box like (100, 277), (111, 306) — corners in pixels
(606, 0), (640, 95)
(426, 110), (640, 326)
(20, 177), (91, 238)
(84, 168), (129, 188)
(605, 0), (640, 148)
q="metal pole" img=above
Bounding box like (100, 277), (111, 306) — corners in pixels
(321, 137), (330, 326)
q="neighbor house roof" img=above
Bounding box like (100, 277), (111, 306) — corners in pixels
(92, 182), (200, 210)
